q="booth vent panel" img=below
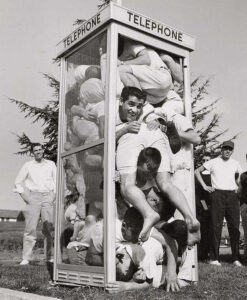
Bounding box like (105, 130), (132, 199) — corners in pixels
(57, 270), (104, 287)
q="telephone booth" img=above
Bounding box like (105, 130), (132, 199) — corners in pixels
(54, 1), (197, 287)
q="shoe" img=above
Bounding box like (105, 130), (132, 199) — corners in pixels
(20, 259), (29, 265)
(209, 260), (221, 266)
(233, 260), (243, 267)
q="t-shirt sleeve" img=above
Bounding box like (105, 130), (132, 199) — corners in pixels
(203, 160), (213, 172)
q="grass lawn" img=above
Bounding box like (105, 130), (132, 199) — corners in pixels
(1, 222), (247, 300)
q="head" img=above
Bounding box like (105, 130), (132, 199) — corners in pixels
(31, 143), (44, 162)
(116, 243), (145, 282)
(85, 66), (101, 80)
(221, 140), (234, 160)
(119, 87), (146, 122)
(137, 147), (161, 178)
(121, 207), (144, 243)
(162, 220), (188, 248)
(202, 152), (211, 164)
(116, 246), (137, 281)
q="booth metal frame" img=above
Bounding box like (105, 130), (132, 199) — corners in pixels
(54, 1), (196, 287)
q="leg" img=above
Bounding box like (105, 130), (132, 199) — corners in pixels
(118, 65), (141, 89)
(22, 192), (42, 261)
(120, 172), (160, 242)
(240, 203), (247, 259)
(209, 191), (225, 261)
(225, 192), (240, 262)
(156, 172), (200, 247)
(41, 192), (54, 261)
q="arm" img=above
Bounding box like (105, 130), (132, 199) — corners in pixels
(177, 128), (201, 145)
(237, 178), (243, 199)
(14, 164), (30, 203)
(160, 54), (183, 83)
(118, 48), (151, 66)
(71, 105), (97, 121)
(150, 228), (180, 292)
(195, 165), (215, 193)
(106, 281), (149, 293)
(116, 121), (141, 141)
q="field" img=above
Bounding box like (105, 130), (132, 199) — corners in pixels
(1, 222), (247, 300)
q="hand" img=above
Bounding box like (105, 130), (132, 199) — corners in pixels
(126, 121), (141, 134)
(105, 282), (125, 293)
(83, 110), (98, 121)
(20, 191), (30, 204)
(133, 268), (146, 283)
(203, 185), (215, 193)
(146, 119), (160, 131)
(165, 272), (180, 292)
(114, 171), (121, 183)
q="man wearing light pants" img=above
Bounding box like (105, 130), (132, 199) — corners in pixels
(14, 143), (56, 265)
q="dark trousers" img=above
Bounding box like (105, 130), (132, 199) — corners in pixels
(210, 190), (240, 261)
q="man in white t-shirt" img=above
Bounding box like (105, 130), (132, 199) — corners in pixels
(195, 140), (242, 267)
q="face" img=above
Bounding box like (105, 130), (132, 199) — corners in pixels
(221, 146), (233, 160)
(120, 95), (144, 122)
(32, 145), (44, 161)
(121, 220), (134, 242)
(116, 247), (133, 279)
(202, 155), (210, 164)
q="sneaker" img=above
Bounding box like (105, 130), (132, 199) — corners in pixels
(20, 259), (29, 265)
(209, 260), (221, 266)
(233, 260), (243, 267)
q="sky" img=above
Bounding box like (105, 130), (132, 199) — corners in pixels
(0, 0), (246, 210)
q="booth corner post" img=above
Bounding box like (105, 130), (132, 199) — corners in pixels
(54, 1), (197, 288)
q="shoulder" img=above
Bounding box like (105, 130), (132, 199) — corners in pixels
(44, 159), (56, 166)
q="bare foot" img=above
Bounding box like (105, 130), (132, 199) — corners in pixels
(138, 212), (160, 244)
(185, 217), (201, 248)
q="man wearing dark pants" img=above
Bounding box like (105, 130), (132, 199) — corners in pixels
(14, 143), (56, 265)
(195, 141), (242, 267)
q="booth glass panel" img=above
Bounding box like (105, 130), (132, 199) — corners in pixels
(64, 32), (107, 151)
(60, 144), (104, 266)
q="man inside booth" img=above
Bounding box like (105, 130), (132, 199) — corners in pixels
(115, 86), (200, 247)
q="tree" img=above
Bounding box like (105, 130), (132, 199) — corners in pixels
(187, 77), (237, 167)
(9, 74), (59, 163)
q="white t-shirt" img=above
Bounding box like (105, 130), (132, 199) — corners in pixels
(140, 237), (164, 288)
(203, 157), (242, 190)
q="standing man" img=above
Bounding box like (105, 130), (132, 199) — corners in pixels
(195, 141), (242, 267)
(14, 143), (56, 265)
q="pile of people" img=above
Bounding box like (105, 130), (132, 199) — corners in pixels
(62, 36), (201, 292)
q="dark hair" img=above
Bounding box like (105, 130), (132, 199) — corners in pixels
(120, 86), (146, 103)
(123, 207), (144, 242)
(137, 147), (161, 175)
(85, 66), (101, 80)
(162, 220), (188, 248)
(31, 143), (43, 153)
(116, 256), (137, 282)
